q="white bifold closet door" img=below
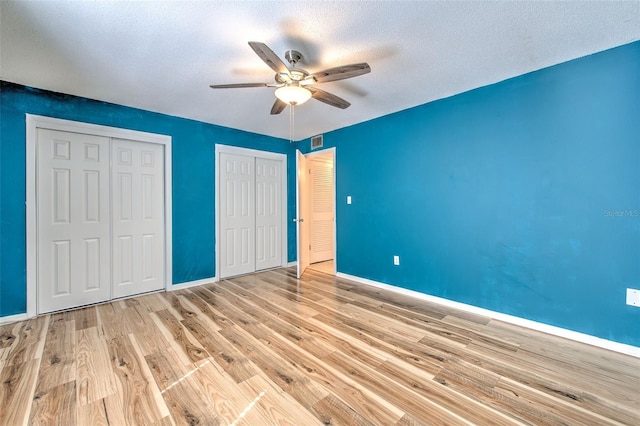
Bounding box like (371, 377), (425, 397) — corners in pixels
(255, 158), (282, 271)
(111, 139), (165, 299)
(37, 130), (165, 314)
(37, 129), (111, 313)
(220, 153), (256, 277)
(219, 153), (281, 279)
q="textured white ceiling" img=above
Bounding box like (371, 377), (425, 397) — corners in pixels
(1, 1), (639, 140)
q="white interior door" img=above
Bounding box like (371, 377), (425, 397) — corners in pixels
(309, 157), (335, 264)
(220, 153), (255, 278)
(255, 157), (282, 271)
(112, 139), (165, 299)
(296, 150), (310, 278)
(37, 129), (111, 313)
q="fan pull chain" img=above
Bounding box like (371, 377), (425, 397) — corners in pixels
(289, 103), (295, 143)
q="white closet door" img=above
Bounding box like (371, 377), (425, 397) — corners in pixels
(37, 129), (111, 313)
(309, 157), (334, 263)
(255, 158), (282, 271)
(220, 153), (255, 278)
(112, 139), (165, 298)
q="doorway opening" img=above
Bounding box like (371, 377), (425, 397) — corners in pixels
(299, 148), (336, 276)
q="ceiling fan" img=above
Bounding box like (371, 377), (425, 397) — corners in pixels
(210, 41), (371, 115)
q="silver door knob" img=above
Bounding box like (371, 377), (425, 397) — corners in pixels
(293, 218), (304, 222)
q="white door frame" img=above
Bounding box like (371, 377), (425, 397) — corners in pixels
(26, 114), (173, 317)
(300, 147), (337, 275)
(215, 144), (288, 278)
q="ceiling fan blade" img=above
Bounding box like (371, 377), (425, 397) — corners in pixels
(270, 98), (288, 115)
(311, 63), (371, 83)
(248, 41), (291, 77)
(209, 83), (270, 89)
(308, 88), (351, 109)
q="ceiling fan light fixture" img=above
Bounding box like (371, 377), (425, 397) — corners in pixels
(275, 85), (312, 105)
(211, 41), (369, 114)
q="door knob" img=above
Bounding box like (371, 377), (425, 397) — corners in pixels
(293, 218), (304, 222)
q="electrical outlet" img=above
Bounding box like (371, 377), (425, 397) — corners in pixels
(627, 288), (640, 307)
(393, 255), (400, 266)
(347, 196), (352, 204)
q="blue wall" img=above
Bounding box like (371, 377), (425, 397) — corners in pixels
(0, 82), (295, 317)
(302, 41), (640, 346)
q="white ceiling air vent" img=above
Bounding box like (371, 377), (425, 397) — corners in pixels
(311, 135), (323, 150)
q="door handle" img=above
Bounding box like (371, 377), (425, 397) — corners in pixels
(293, 218), (304, 222)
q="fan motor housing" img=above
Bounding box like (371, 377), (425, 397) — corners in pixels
(284, 50), (303, 65)
(275, 68), (309, 84)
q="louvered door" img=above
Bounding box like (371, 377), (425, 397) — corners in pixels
(309, 157), (334, 263)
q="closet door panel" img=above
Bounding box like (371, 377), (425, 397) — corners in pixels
(112, 139), (165, 298)
(255, 158), (282, 270)
(37, 129), (111, 313)
(220, 153), (255, 278)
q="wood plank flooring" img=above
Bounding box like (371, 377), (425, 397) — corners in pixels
(1, 267), (639, 425)
(308, 261), (335, 275)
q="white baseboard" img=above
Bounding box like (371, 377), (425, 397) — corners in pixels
(287, 261), (297, 268)
(336, 272), (640, 358)
(0, 278), (218, 324)
(168, 277), (217, 291)
(0, 312), (29, 325)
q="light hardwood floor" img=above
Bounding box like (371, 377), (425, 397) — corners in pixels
(1, 267), (639, 425)
(307, 260), (335, 275)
